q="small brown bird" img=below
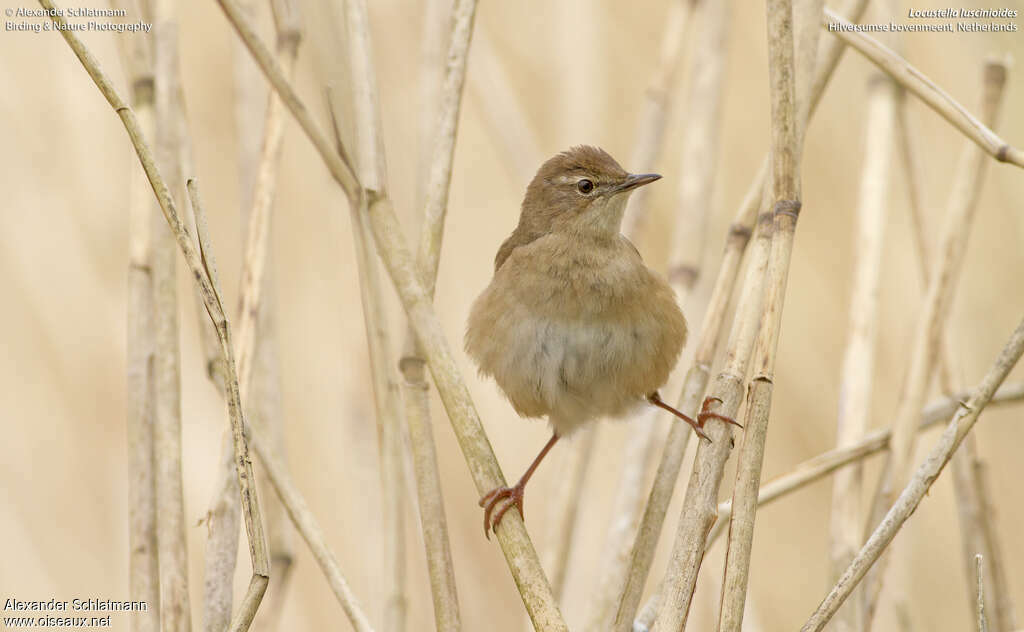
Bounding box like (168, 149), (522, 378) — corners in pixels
(465, 146), (737, 537)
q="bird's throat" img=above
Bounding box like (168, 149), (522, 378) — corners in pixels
(574, 192), (631, 237)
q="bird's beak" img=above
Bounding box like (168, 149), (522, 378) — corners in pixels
(612, 173), (662, 194)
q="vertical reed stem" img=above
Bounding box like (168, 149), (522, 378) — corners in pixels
(398, 0), (477, 628)
(717, 0), (806, 624)
(152, 0), (191, 626)
(827, 7), (899, 623)
(114, 0), (161, 623)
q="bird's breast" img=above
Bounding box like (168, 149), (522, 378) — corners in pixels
(465, 236), (687, 430)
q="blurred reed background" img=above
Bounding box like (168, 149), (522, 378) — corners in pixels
(1, 0), (1023, 630)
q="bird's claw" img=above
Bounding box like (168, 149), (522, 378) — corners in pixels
(697, 396), (743, 431)
(479, 484), (525, 539)
(648, 392), (741, 442)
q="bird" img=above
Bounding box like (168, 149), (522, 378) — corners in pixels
(465, 146), (739, 538)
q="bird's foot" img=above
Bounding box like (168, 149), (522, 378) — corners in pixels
(697, 396), (742, 430)
(479, 483), (526, 539)
(647, 393), (742, 442)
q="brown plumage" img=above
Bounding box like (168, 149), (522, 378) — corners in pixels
(465, 146), (726, 537)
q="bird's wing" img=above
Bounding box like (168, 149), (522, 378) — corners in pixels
(494, 227), (543, 272)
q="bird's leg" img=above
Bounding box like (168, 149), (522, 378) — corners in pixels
(647, 392), (742, 442)
(479, 433), (560, 539)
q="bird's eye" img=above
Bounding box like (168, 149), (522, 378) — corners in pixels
(577, 179), (594, 194)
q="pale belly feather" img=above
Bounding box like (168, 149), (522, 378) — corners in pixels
(481, 300), (673, 436)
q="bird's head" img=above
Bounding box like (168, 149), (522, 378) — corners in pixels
(519, 145), (660, 238)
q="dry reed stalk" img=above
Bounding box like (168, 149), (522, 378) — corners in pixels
(896, 68), (1017, 632)
(790, 0), (824, 131)
(635, 379), (1024, 629)
(37, 6), (276, 626)
(417, 0), (451, 205)
(646, 0), (822, 627)
(862, 59), (1008, 618)
(341, 3), (410, 630)
(648, 155), (781, 631)
(408, 0), (476, 298)
(466, 30), (544, 180)
(707, 383), (1024, 545)
(395, 0), (476, 628)
(401, 344), (461, 621)
(649, 368), (745, 632)
(619, 0), (694, 241)
(612, 0), (868, 623)
(151, 1), (192, 627)
(716, 0), (808, 626)
(216, 0), (566, 626)
(978, 555), (991, 632)
(188, 181), (271, 631)
(800, 313), (1024, 631)
(112, 0), (161, 624)
(823, 9), (1024, 170)
(175, 92), (226, 396)
(827, 32), (898, 632)
(401, 359), (461, 632)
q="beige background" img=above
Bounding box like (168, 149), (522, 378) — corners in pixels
(2, 0), (1023, 630)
